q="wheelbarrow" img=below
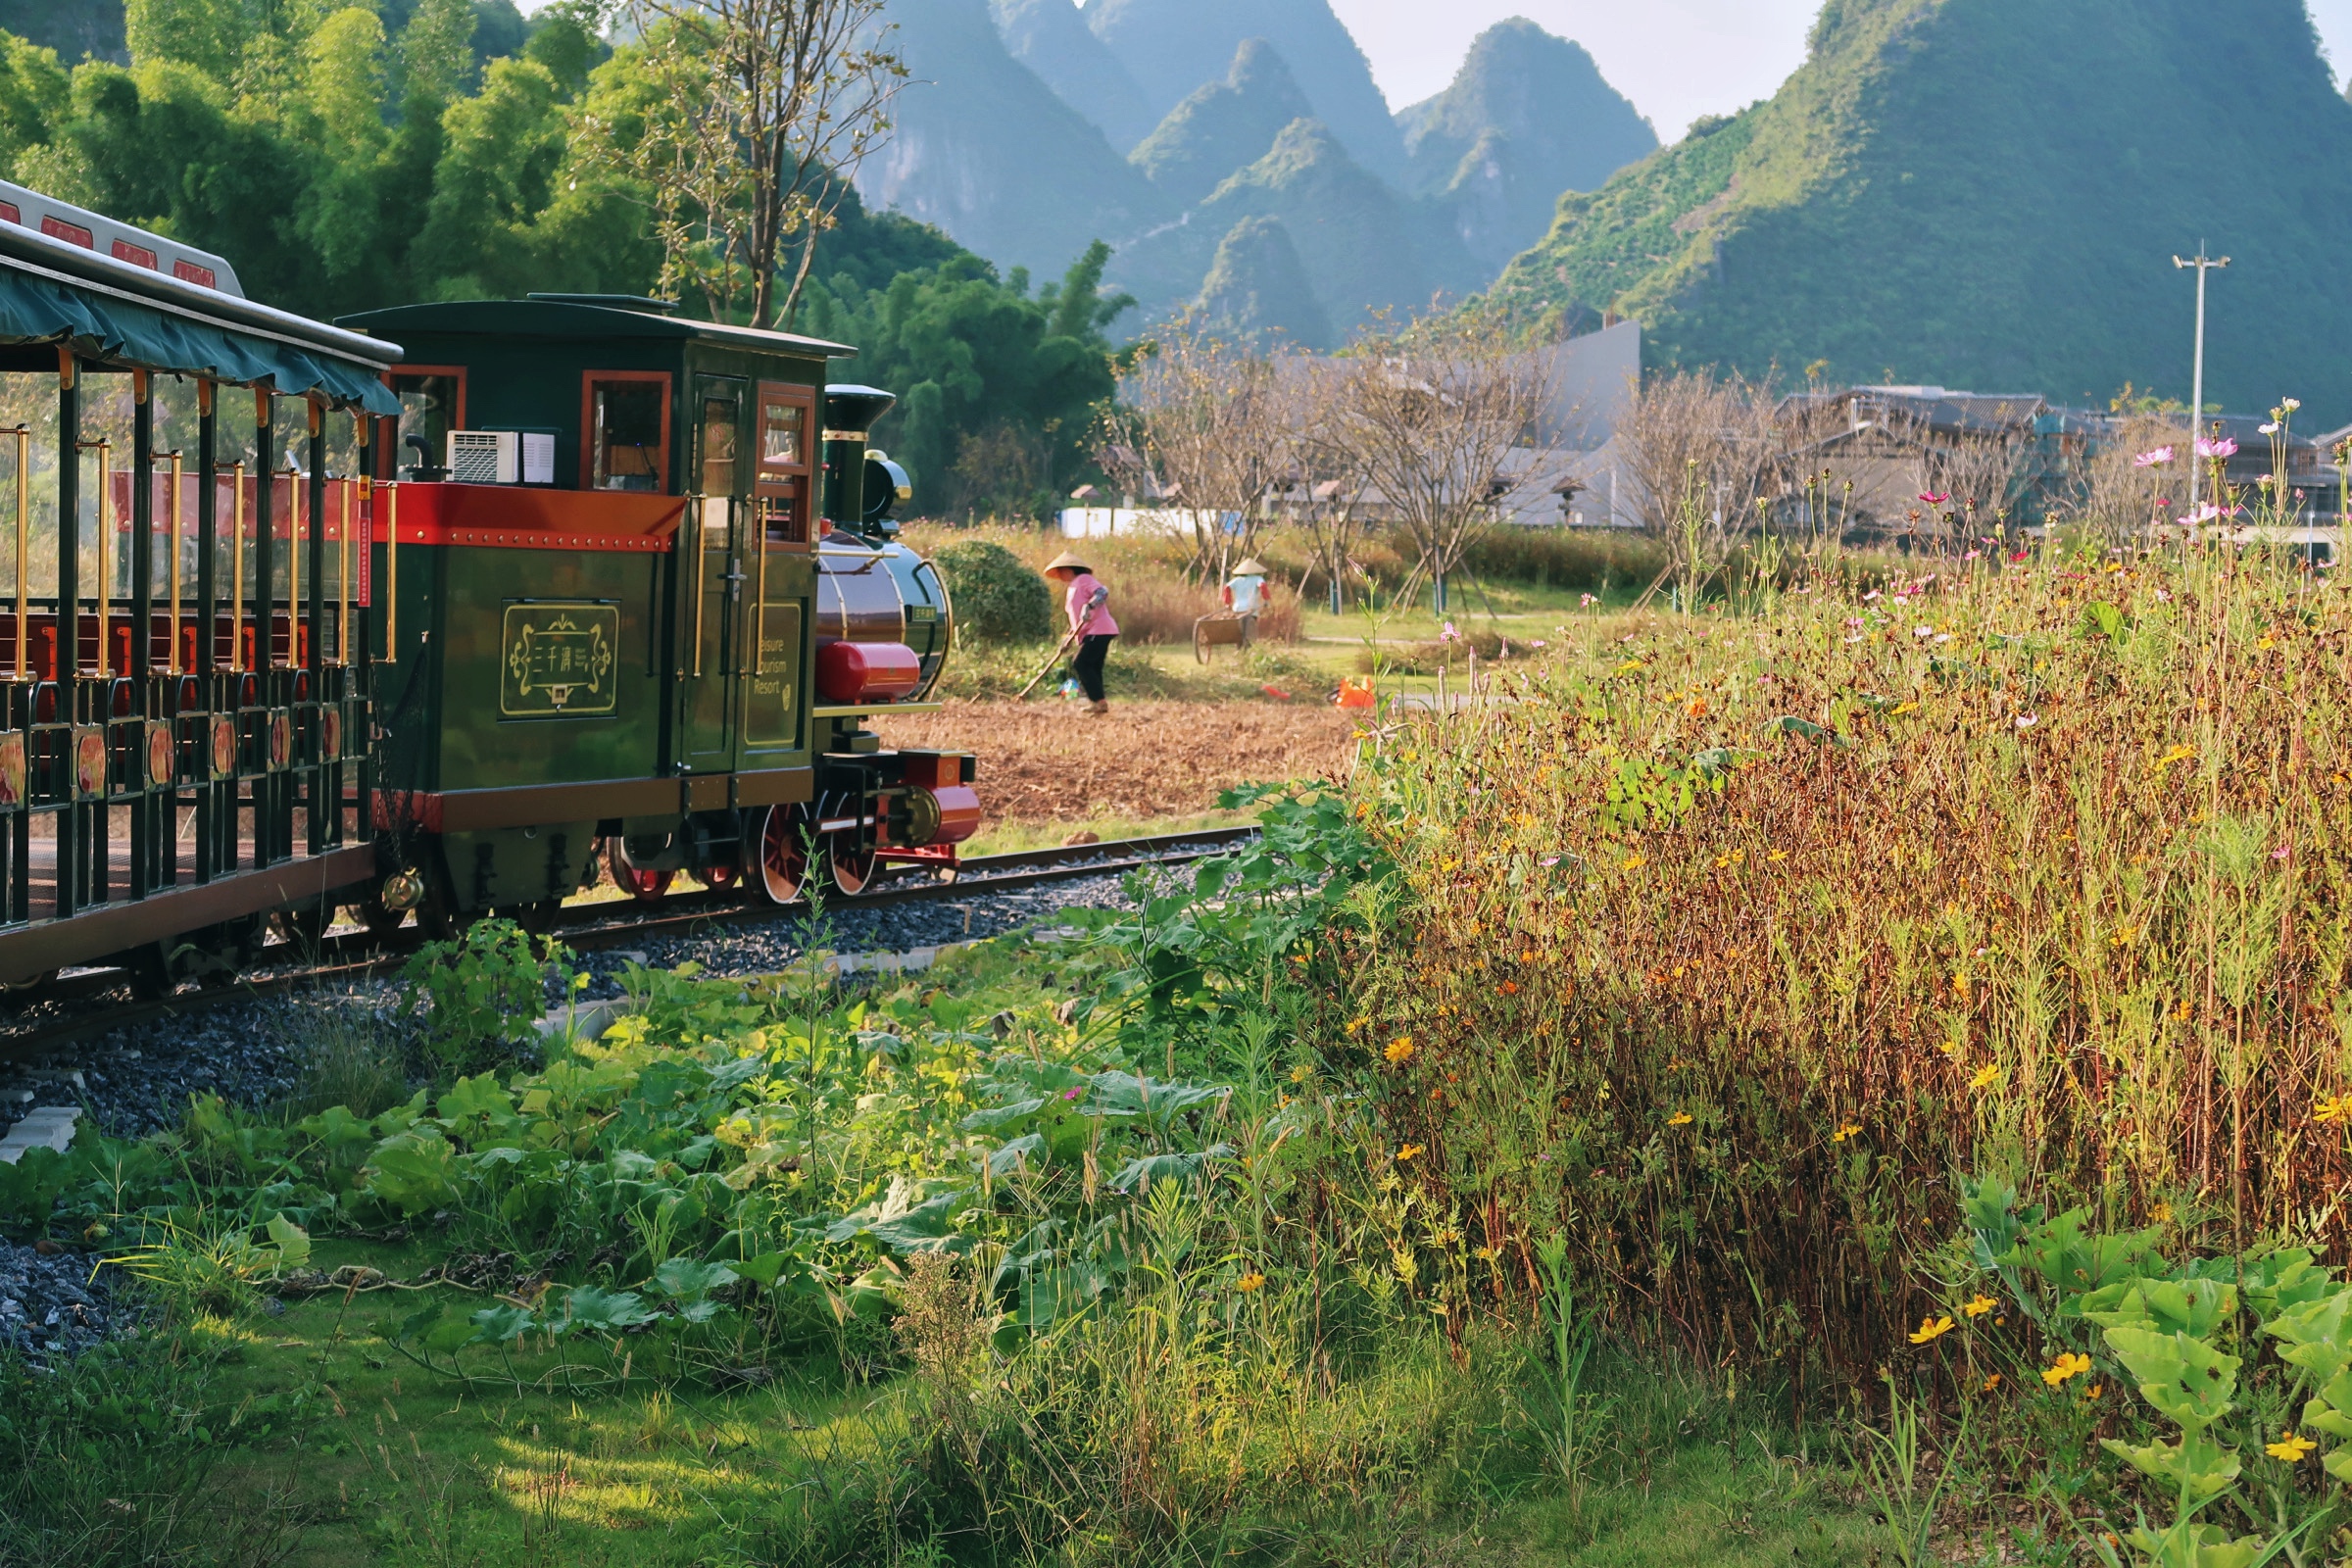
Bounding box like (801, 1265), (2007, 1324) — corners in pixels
(1193, 612), (1257, 664)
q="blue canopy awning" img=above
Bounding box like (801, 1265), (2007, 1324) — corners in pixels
(0, 268), (399, 416)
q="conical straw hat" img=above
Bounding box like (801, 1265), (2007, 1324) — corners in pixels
(1232, 558), (1270, 575)
(1044, 550), (1092, 572)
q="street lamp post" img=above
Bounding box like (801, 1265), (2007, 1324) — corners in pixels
(2174, 244), (2230, 521)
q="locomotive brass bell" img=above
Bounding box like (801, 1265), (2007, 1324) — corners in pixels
(379, 867), (425, 912)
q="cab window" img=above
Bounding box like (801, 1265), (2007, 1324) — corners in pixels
(584, 373), (669, 492)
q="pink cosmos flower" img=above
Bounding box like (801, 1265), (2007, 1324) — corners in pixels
(1441, 621), (1460, 643)
(2196, 436), (2239, 459)
(2133, 447), (2174, 467)
(2179, 504), (2226, 525)
(1919, 492), (1948, 505)
(1579, 593), (1596, 608)
(1530, 639), (1547, 649)
(1964, 550), (1982, 561)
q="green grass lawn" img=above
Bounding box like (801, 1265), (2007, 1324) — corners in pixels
(164, 1299), (1887, 1567)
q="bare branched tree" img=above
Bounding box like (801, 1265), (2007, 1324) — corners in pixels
(1911, 433), (2026, 553)
(1102, 319), (1295, 582)
(1618, 369), (1784, 592)
(612, 0), (906, 327)
(1310, 316), (1556, 613)
(2074, 413), (2189, 545)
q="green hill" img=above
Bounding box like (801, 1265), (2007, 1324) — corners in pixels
(867, 0), (1168, 280)
(1196, 213), (1333, 346)
(1399, 18), (1658, 274)
(1129, 38), (1314, 208)
(1487, 0), (2352, 420)
(1085, 0), (1404, 178)
(988, 0), (1157, 151)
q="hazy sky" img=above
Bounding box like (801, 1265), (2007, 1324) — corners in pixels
(1333, 0), (2352, 138)
(533, 2), (2352, 143)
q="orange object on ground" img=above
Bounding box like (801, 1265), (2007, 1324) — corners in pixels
(1336, 676), (1376, 710)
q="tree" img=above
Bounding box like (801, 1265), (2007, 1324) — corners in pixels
(1618, 369), (1783, 605)
(1103, 318), (1294, 583)
(613, 0), (905, 327)
(1310, 316), (1557, 613)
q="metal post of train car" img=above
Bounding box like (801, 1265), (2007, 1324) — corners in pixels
(83, 439), (109, 683)
(307, 397), (327, 854)
(55, 349), (78, 918)
(228, 461), (245, 674)
(128, 370), (155, 900)
(167, 452), (183, 675)
(251, 389), (274, 860)
(7, 423), (24, 927)
(10, 425), (24, 683)
(195, 379), (220, 881)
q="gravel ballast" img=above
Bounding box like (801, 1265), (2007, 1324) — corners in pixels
(0, 1238), (122, 1359)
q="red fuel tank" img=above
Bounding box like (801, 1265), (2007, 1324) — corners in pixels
(816, 639), (923, 705)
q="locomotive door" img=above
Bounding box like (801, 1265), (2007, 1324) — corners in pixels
(744, 381), (813, 759)
(681, 377), (747, 777)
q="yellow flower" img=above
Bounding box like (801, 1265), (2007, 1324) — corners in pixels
(1892, 702), (1919, 716)
(2267, 1433), (2318, 1462)
(2317, 1095), (2352, 1127)
(1963, 1295), (1997, 1318)
(2085, 1384), (2103, 1400)
(2042, 1351), (2092, 1387)
(1667, 1111), (1693, 1126)
(1235, 1272), (1266, 1294)
(1440, 858), (1460, 873)
(1290, 1063), (1314, 1084)
(2153, 743), (2195, 774)
(1396, 1144), (1424, 1162)
(1908, 1315), (1956, 1345)
(1623, 854), (1648, 871)
(1939, 1037), (1963, 1059)
(1832, 1122), (1863, 1143)
(1474, 1244), (1503, 1262)
(1969, 1063), (2003, 1092)
(1345, 1016), (1369, 1036)
(1768, 849), (1789, 862)
(1385, 1037), (1416, 1064)
(2257, 636), (2276, 651)
(2150, 1200), (2174, 1223)
(1982, 1373), (2001, 1393)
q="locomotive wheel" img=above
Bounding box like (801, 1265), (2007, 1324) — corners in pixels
(698, 862), (741, 895)
(827, 843), (883, 898)
(753, 807), (810, 906)
(604, 838), (673, 904)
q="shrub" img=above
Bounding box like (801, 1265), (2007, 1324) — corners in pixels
(932, 539), (1053, 645)
(396, 919), (568, 1077)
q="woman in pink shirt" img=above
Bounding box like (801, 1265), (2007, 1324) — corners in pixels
(1044, 550), (1118, 714)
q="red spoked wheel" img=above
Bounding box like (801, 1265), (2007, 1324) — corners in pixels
(828, 842), (883, 897)
(699, 861), (741, 894)
(754, 806), (810, 906)
(604, 838), (673, 904)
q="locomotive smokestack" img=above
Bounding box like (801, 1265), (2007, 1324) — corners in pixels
(821, 384), (896, 530)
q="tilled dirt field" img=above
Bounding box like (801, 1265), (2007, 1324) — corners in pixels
(875, 701), (1361, 822)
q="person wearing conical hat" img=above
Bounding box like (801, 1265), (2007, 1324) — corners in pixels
(1045, 550), (1118, 714)
(1222, 556), (1269, 644)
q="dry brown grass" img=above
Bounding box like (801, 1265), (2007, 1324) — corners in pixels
(901, 521), (1300, 645)
(875, 700), (1359, 822)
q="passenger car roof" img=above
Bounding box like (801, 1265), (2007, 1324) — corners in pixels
(334, 298), (855, 358)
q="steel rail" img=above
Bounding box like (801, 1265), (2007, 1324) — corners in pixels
(0, 826), (1259, 1054)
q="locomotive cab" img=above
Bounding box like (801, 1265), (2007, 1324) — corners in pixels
(334, 296), (975, 922)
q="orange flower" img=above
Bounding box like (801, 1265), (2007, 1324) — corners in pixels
(1385, 1037), (1415, 1065)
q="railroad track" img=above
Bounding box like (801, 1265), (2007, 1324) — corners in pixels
(0, 826), (1259, 1054)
